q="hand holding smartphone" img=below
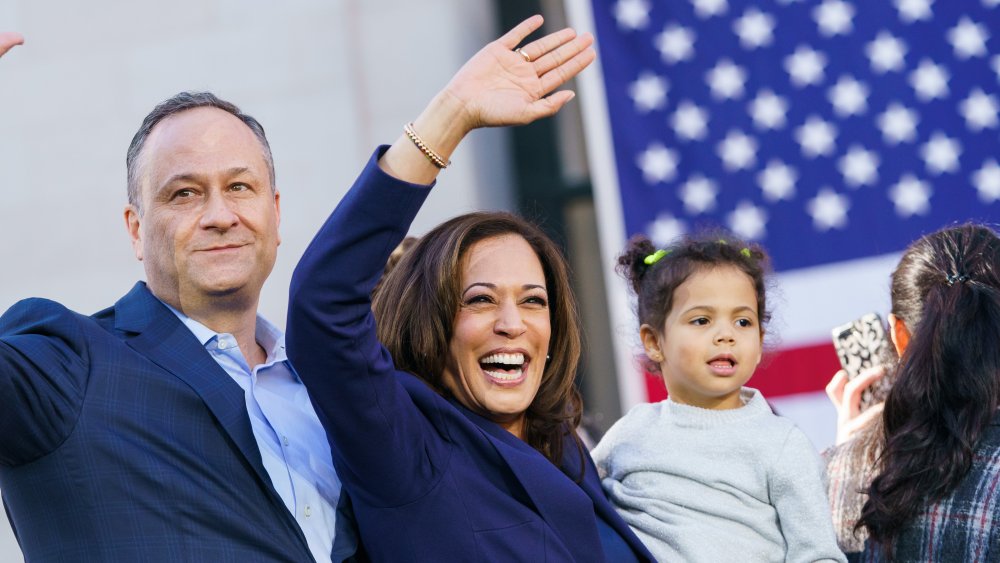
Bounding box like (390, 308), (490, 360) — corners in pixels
(831, 313), (896, 413)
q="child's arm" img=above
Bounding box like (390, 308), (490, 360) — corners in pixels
(770, 426), (848, 563)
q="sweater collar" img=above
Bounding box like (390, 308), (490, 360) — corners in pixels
(663, 387), (774, 427)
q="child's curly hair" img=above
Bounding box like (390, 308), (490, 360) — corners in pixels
(617, 231), (772, 373)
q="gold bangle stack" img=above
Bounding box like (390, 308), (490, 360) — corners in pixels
(404, 123), (451, 169)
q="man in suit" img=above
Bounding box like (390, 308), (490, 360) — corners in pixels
(0, 37), (356, 562)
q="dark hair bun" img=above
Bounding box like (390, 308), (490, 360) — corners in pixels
(616, 235), (659, 294)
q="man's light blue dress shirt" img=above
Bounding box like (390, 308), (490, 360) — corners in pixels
(166, 304), (354, 562)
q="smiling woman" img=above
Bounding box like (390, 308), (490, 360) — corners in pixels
(286, 15), (654, 563)
(373, 215), (577, 461)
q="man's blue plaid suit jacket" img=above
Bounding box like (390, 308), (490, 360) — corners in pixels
(0, 282), (317, 562)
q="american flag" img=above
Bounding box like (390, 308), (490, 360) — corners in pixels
(567, 0), (1000, 447)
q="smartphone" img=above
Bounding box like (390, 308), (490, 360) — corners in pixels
(831, 312), (895, 412)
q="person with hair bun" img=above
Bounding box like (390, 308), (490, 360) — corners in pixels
(852, 224), (1000, 561)
(591, 232), (844, 562)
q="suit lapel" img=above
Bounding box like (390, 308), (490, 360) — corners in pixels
(456, 403), (603, 562)
(112, 283), (312, 554)
(114, 284), (269, 481)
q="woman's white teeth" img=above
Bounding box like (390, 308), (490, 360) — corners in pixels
(485, 369), (523, 381)
(480, 352), (525, 366)
(481, 352), (525, 381)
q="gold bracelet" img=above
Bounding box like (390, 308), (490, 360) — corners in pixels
(403, 123), (451, 169)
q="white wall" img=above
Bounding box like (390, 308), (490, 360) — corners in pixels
(0, 1), (513, 559)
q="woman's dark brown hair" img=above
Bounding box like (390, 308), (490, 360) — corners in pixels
(372, 211), (584, 470)
(858, 224), (1000, 557)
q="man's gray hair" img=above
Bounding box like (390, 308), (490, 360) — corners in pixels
(126, 92), (276, 211)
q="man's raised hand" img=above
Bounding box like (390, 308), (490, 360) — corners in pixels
(0, 32), (24, 58)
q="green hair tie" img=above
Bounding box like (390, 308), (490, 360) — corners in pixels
(644, 249), (669, 265)
(740, 248), (752, 258)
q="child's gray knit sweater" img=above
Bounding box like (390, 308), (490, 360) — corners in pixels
(591, 388), (845, 563)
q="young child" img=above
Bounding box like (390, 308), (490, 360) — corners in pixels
(591, 233), (845, 563)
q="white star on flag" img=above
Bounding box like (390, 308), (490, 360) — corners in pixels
(672, 101), (710, 140)
(707, 59), (747, 99)
(718, 130), (758, 171)
(649, 213), (688, 246)
(867, 32), (907, 73)
(614, 0), (652, 30)
(909, 59), (950, 101)
(727, 201), (768, 240)
(796, 116), (838, 157)
(959, 89), (999, 131)
(734, 9), (775, 48)
(691, 0), (728, 19)
(785, 45), (827, 87)
(629, 72), (669, 112)
(807, 188), (850, 230)
(638, 143), (680, 183)
(656, 25), (696, 63)
(749, 90), (789, 129)
(839, 145), (880, 187)
(948, 17), (989, 59)
(758, 160), (798, 201)
(889, 174), (932, 216)
(894, 0), (933, 23)
(973, 159), (1000, 202)
(828, 76), (869, 116)
(679, 175), (719, 213)
(877, 103), (919, 144)
(814, 0), (854, 37)
(920, 132), (961, 174)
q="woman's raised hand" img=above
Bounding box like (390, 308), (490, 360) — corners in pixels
(442, 15), (595, 130)
(379, 15), (595, 185)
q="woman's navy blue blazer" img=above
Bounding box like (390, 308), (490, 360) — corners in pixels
(287, 148), (655, 562)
